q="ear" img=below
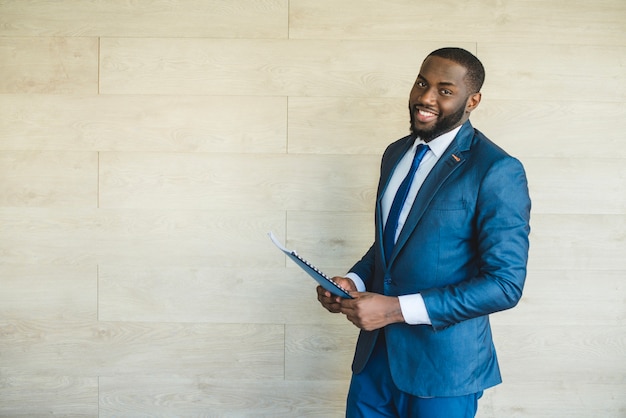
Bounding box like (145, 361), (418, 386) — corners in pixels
(465, 92), (482, 114)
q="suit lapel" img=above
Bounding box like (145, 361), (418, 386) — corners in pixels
(389, 121), (475, 266)
(377, 136), (414, 200)
(376, 136), (414, 266)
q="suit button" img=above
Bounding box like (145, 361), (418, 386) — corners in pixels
(384, 274), (392, 285)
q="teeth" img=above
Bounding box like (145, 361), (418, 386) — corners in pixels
(419, 109), (436, 117)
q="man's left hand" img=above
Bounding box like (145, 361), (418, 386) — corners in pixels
(340, 293), (405, 331)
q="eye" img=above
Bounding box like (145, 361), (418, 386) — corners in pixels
(415, 80), (427, 88)
(440, 88), (453, 96)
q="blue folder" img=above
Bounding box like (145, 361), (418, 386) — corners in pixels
(269, 232), (353, 299)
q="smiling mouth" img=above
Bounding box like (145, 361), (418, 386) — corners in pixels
(414, 107), (438, 123)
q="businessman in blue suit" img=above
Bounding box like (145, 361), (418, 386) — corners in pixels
(317, 48), (531, 417)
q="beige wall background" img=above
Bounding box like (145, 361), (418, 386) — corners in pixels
(0, 1), (624, 416)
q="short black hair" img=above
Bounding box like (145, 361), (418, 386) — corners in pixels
(427, 47), (485, 94)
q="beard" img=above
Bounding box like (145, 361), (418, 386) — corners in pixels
(409, 101), (467, 142)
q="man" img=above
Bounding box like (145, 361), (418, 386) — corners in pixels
(317, 47), (531, 417)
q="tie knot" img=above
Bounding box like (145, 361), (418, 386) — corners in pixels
(411, 143), (429, 168)
(416, 143), (429, 156)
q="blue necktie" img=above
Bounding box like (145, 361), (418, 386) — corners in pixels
(383, 143), (429, 262)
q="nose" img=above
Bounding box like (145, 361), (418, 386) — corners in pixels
(419, 87), (437, 105)
(410, 85), (436, 108)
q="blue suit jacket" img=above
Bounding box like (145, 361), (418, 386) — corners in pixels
(349, 120), (531, 397)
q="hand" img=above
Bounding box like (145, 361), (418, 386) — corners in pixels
(340, 293), (405, 331)
(316, 277), (357, 313)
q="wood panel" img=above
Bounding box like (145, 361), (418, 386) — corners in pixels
(472, 100), (626, 159)
(524, 157), (626, 215)
(492, 325), (625, 381)
(0, 208), (100, 265)
(0, 0), (624, 416)
(288, 97), (409, 155)
(0, 375), (98, 417)
(478, 323), (626, 418)
(289, 0), (626, 46)
(492, 270), (626, 326)
(0, 151), (97, 207)
(480, 43), (626, 102)
(99, 376), (348, 417)
(100, 38), (474, 97)
(98, 264), (349, 325)
(285, 324), (358, 381)
(99, 152), (379, 211)
(0, 208), (285, 266)
(0, 37), (97, 94)
(0, 264), (97, 320)
(528, 214), (626, 270)
(287, 211), (375, 270)
(0, 95), (287, 153)
(0, 0), (288, 38)
(290, 98), (626, 159)
(478, 381), (626, 418)
(0, 320), (284, 379)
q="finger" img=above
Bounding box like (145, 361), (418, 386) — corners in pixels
(325, 302), (342, 313)
(317, 286), (335, 300)
(318, 297), (341, 313)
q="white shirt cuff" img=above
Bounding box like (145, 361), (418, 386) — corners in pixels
(345, 272), (367, 292)
(398, 293), (432, 325)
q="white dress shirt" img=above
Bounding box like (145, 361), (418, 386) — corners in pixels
(347, 126), (461, 325)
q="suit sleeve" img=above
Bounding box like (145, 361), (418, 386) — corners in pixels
(349, 244), (376, 289)
(421, 156), (531, 331)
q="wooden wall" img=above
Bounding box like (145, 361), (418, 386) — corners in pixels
(0, 1), (624, 416)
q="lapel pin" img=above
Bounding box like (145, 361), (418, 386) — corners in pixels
(452, 154), (461, 162)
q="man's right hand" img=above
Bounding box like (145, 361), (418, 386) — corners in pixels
(316, 277), (357, 313)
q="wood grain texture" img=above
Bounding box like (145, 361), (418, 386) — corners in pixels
(475, 324), (626, 418)
(0, 375), (98, 417)
(287, 211), (375, 270)
(286, 324), (358, 381)
(0, 0), (288, 38)
(0, 264), (97, 320)
(98, 264), (350, 325)
(0, 151), (97, 207)
(524, 157), (626, 215)
(471, 100), (626, 159)
(0, 95), (287, 153)
(1, 1), (625, 416)
(0, 208), (285, 266)
(99, 152), (379, 211)
(0, 37), (97, 94)
(491, 325), (625, 382)
(479, 43), (626, 102)
(528, 214), (626, 270)
(100, 38), (474, 97)
(492, 269), (626, 326)
(289, 0), (626, 46)
(477, 380), (626, 418)
(288, 97), (409, 155)
(289, 98), (626, 159)
(99, 376), (348, 417)
(0, 208), (101, 265)
(0, 320), (284, 378)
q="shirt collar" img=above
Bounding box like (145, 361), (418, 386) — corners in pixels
(414, 125), (462, 158)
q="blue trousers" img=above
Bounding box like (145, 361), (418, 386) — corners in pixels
(346, 333), (482, 418)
